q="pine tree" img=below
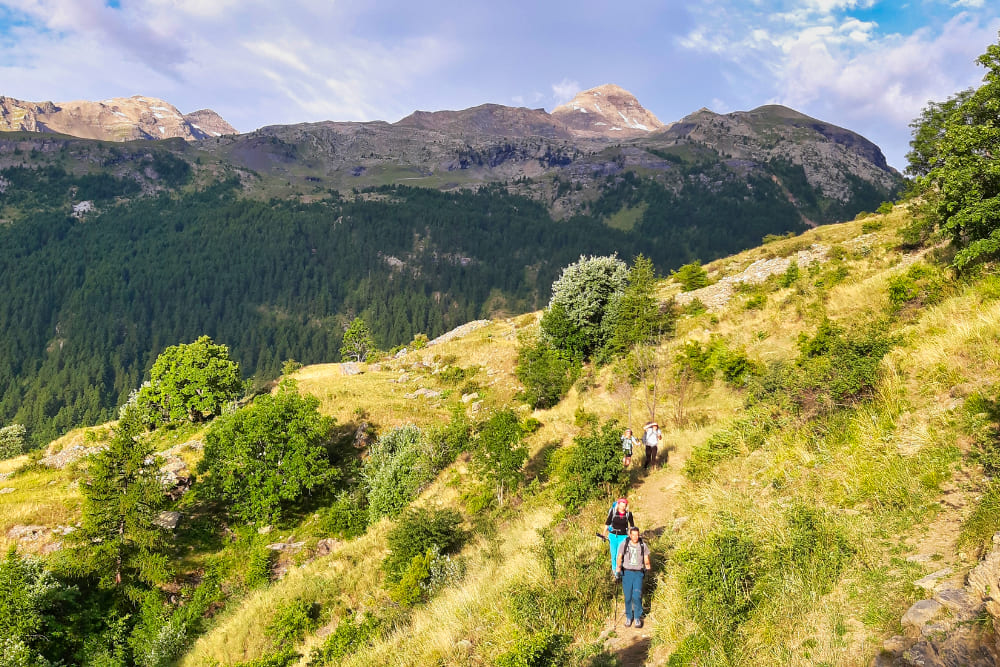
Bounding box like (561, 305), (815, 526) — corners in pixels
(67, 406), (169, 602)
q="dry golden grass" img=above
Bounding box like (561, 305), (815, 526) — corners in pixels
(0, 465), (81, 552)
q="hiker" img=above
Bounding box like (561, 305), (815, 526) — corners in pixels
(643, 421), (662, 470)
(621, 428), (638, 467)
(616, 526), (652, 628)
(604, 497), (634, 573)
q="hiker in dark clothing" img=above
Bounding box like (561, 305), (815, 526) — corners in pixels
(604, 497), (634, 573)
(616, 526), (652, 628)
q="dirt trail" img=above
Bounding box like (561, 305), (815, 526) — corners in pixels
(598, 444), (688, 666)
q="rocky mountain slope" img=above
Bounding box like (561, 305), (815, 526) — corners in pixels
(551, 83), (666, 136)
(0, 94), (236, 141)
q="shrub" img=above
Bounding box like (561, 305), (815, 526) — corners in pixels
(389, 550), (434, 606)
(886, 263), (947, 312)
(783, 505), (853, 593)
(200, 383), (337, 524)
(683, 410), (775, 480)
(316, 491), (369, 540)
(677, 529), (760, 634)
(495, 630), (570, 667)
(267, 598), (321, 648)
(515, 335), (580, 409)
(383, 507), (466, 584)
(0, 424), (26, 460)
(363, 424), (431, 522)
(793, 318), (896, 410)
(471, 410), (528, 506)
(559, 420), (629, 511)
(780, 260), (800, 288)
(673, 261), (709, 291)
(307, 614), (380, 666)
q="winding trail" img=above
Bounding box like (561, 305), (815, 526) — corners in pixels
(598, 444), (688, 666)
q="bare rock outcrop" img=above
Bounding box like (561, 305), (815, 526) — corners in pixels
(874, 533), (1000, 666)
(552, 84), (665, 138)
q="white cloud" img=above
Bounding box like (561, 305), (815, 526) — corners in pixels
(551, 78), (581, 105)
(0, 0), (459, 129)
(952, 0), (985, 7)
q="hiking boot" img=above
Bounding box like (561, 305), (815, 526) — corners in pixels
(623, 618), (632, 627)
(635, 619), (643, 628)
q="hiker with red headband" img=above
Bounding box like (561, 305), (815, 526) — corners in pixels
(603, 497), (635, 574)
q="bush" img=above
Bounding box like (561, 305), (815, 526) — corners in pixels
(677, 529), (760, 634)
(559, 420), (629, 511)
(780, 260), (800, 288)
(267, 598), (321, 648)
(673, 261), (709, 291)
(383, 507), (466, 584)
(495, 630), (570, 667)
(783, 505), (853, 593)
(514, 338), (580, 409)
(0, 424), (26, 460)
(793, 318), (896, 410)
(200, 383), (337, 524)
(886, 263), (947, 312)
(472, 409), (528, 506)
(316, 491), (369, 540)
(307, 614), (380, 666)
(363, 424), (431, 522)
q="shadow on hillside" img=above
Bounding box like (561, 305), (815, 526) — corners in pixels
(523, 439), (560, 483)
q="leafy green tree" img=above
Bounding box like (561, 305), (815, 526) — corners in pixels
(0, 424), (26, 460)
(200, 382), (338, 524)
(911, 39), (1000, 267)
(472, 409), (527, 506)
(542, 255), (628, 358)
(559, 420), (629, 511)
(673, 261), (709, 291)
(515, 333), (580, 409)
(67, 406), (169, 602)
(339, 317), (377, 362)
(136, 336), (243, 424)
(0, 548), (61, 666)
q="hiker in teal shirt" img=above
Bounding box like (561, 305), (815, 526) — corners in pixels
(603, 497), (634, 574)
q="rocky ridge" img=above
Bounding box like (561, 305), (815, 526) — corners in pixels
(0, 95), (236, 142)
(552, 83), (665, 137)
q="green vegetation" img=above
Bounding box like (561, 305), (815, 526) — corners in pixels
(339, 317), (378, 363)
(0, 423), (26, 460)
(137, 336), (244, 425)
(199, 382), (338, 524)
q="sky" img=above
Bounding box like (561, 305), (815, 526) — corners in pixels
(1, 0), (999, 170)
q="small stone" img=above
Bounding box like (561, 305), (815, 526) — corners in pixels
(453, 639), (473, 652)
(315, 538), (339, 557)
(0, 487), (15, 494)
(154, 511), (181, 530)
(901, 599), (942, 629)
(470, 400), (483, 413)
(41, 541), (63, 555)
(914, 568), (953, 591)
(0, 472), (12, 481)
(258, 525), (273, 535)
(906, 554), (932, 563)
(882, 635), (908, 653)
(394, 348), (408, 359)
(461, 392), (479, 403)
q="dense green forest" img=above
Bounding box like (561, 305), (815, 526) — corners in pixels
(0, 155), (882, 443)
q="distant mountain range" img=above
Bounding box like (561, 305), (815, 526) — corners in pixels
(0, 94), (236, 142)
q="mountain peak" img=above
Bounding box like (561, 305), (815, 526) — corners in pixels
(0, 94), (236, 142)
(551, 84), (664, 137)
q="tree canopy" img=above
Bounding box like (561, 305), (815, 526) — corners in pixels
(910, 37), (1000, 268)
(137, 336), (244, 424)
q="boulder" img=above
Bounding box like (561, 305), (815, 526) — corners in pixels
(901, 599), (942, 630)
(341, 362), (361, 376)
(914, 567), (953, 592)
(154, 511), (182, 530)
(0, 487), (15, 494)
(461, 392), (479, 403)
(7, 525), (47, 542)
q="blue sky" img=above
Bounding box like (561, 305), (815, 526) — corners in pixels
(1, 0), (998, 170)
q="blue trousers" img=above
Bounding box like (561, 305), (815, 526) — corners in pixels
(608, 533), (627, 572)
(622, 569), (644, 621)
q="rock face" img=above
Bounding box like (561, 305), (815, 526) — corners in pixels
(0, 95), (236, 141)
(552, 84), (665, 137)
(874, 533), (1000, 666)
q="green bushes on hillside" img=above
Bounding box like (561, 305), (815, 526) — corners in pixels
(199, 382), (338, 524)
(556, 420), (629, 511)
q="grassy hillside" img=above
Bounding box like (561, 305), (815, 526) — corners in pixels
(3, 201), (1000, 666)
